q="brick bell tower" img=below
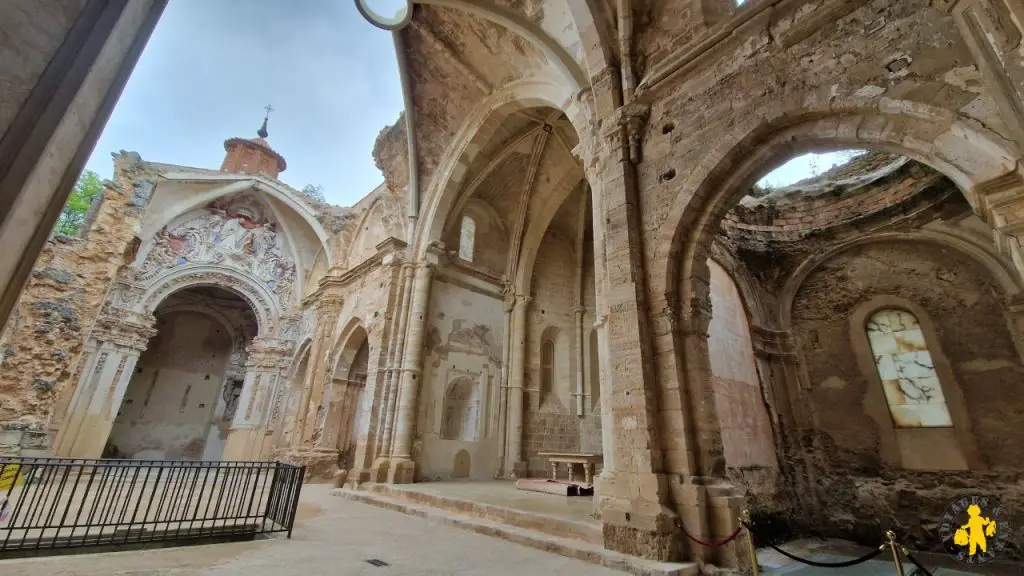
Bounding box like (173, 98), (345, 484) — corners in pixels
(221, 105), (287, 179)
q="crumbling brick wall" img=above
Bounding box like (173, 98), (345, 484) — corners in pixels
(0, 153), (155, 454)
(790, 240), (1024, 555)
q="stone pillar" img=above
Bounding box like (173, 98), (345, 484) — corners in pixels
(293, 293), (344, 448)
(222, 341), (290, 461)
(494, 290), (514, 477)
(593, 314), (617, 508)
(372, 262), (415, 480)
(388, 261), (435, 483)
(503, 293), (531, 477)
(52, 317), (155, 458)
(573, 306), (586, 416)
(586, 104), (682, 561)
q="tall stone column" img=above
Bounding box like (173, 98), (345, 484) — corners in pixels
(52, 316), (155, 458)
(503, 293), (531, 477)
(494, 290), (515, 477)
(593, 314), (616, 476)
(388, 261), (435, 483)
(223, 340), (290, 461)
(374, 262), (415, 480)
(573, 306), (586, 416)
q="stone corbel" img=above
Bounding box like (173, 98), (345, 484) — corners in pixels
(424, 240), (448, 268)
(749, 325), (798, 358)
(514, 293), (533, 310)
(602, 103), (651, 165)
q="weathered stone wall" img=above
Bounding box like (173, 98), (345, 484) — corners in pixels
(0, 153), (155, 453)
(524, 228), (583, 476)
(790, 239), (1024, 553)
(641, 0), (997, 280)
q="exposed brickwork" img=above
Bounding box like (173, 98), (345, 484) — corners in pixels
(0, 154), (155, 451)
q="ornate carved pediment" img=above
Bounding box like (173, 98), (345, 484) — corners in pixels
(137, 193), (298, 308)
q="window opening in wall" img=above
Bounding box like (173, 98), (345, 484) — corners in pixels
(866, 308), (952, 428)
(459, 215), (476, 262)
(541, 339), (554, 395)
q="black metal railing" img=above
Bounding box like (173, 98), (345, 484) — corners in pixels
(0, 456), (305, 555)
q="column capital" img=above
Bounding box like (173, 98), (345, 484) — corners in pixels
(593, 314), (607, 329)
(514, 293), (533, 309)
(245, 342), (292, 370)
(314, 293), (344, 316)
(92, 314), (157, 351)
(573, 306), (587, 315)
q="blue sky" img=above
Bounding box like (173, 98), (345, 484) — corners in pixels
(85, 0), (404, 207)
(758, 150), (866, 189)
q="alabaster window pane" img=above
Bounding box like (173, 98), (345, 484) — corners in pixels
(459, 215), (476, 262)
(889, 403), (953, 427)
(867, 308), (952, 428)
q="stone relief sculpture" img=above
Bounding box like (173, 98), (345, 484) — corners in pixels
(137, 194), (297, 307)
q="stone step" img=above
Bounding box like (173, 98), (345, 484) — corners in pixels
(332, 487), (698, 576)
(362, 482), (604, 545)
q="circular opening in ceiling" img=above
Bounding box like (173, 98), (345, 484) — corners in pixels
(355, 0), (412, 30)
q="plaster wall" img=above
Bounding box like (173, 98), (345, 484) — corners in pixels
(707, 260), (778, 476)
(418, 276), (503, 481)
(107, 311), (232, 460)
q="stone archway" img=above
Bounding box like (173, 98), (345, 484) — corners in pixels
(651, 106), (1023, 483)
(325, 323), (370, 470)
(105, 286), (258, 461)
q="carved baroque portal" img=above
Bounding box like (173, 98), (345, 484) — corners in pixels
(137, 194), (297, 307)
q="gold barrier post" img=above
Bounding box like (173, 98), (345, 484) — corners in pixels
(886, 530), (905, 576)
(741, 509), (760, 576)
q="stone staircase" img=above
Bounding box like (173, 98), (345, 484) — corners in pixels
(331, 484), (699, 576)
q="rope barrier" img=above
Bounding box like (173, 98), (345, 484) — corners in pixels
(903, 552), (935, 576)
(677, 522), (744, 549)
(742, 521), (886, 568)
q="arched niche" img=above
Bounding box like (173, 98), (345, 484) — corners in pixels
(440, 376), (482, 442)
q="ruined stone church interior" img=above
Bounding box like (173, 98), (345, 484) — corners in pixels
(2, 0), (1024, 572)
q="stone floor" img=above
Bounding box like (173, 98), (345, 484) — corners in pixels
(1, 482), (1017, 575)
(0, 484), (627, 575)
(387, 480), (600, 527)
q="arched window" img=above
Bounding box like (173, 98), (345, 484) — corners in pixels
(459, 215), (476, 262)
(866, 309), (952, 428)
(541, 339), (554, 395)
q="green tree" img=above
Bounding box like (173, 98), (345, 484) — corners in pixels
(54, 169), (104, 236)
(300, 183), (326, 203)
